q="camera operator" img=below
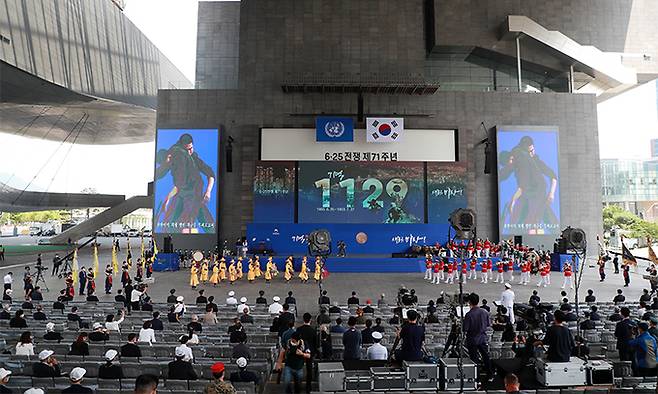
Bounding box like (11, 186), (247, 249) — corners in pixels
(463, 293), (493, 381)
(533, 310), (575, 362)
(492, 306), (510, 331)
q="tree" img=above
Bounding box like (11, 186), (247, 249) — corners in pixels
(603, 205), (658, 239)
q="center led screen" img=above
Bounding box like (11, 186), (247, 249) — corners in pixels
(298, 161), (424, 224)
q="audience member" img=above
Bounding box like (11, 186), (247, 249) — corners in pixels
(134, 374), (159, 394)
(230, 357), (261, 385)
(121, 333), (142, 357)
(167, 348), (197, 381)
(231, 331), (252, 360)
(615, 307), (635, 362)
(15, 331), (34, 356)
(366, 331), (388, 360)
(43, 322), (63, 342)
(32, 350), (61, 377)
(98, 349), (124, 379)
(205, 362), (235, 394)
(61, 367), (92, 393)
(139, 321), (156, 345)
(32, 305), (47, 321)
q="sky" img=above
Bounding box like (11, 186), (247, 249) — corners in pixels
(0, 2), (655, 198)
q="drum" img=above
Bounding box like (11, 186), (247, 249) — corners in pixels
(192, 250), (204, 263)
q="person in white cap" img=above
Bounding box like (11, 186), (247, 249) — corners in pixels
(168, 346), (198, 381)
(498, 283), (516, 325)
(31, 350), (61, 377)
(23, 389), (44, 394)
(237, 297), (249, 314)
(229, 356), (261, 384)
(3, 289), (12, 302)
(366, 331), (388, 360)
(175, 335), (194, 362)
(0, 367), (12, 392)
(62, 367), (92, 393)
(226, 291), (238, 306)
(43, 322), (64, 342)
(98, 349), (124, 379)
(173, 296), (186, 317)
(268, 296), (283, 315)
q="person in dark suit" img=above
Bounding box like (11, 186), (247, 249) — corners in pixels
(342, 316), (362, 360)
(285, 291), (296, 305)
(114, 289), (126, 304)
(615, 307), (635, 362)
(31, 286), (43, 301)
(120, 334), (142, 358)
(347, 291), (359, 306)
(613, 289), (626, 303)
(361, 319), (375, 344)
(0, 305), (10, 320)
(9, 310), (27, 328)
(256, 290), (267, 305)
(32, 350), (62, 377)
(150, 312), (164, 331)
(69, 333), (90, 356)
(61, 367), (93, 393)
(229, 357), (261, 385)
(277, 304), (295, 336)
(196, 290), (207, 304)
(318, 290), (330, 306)
(207, 296), (219, 312)
(89, 323), (110, 342)
(98, 350), (124, 379)
(43, 322), (63, 342)
(167, 349), (198, 380)
(67, 307), (84, 328)
(240, 307), (254, 324)
(167, 289), (178, 304)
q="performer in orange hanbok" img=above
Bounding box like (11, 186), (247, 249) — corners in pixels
(200, 260), (209, 283)
(299, 256), (309, 282)
(314, 256), (322, 282)
(219, 258), (227, 281)
(254, 256), (262, 278)
(190, 263), (199, 289)
(228, 259), (237, 284)
(236, 257), (243, 280)
(247, 258), (256, 282)
(264, 261), (272, 282)
(284, 257), (294, 282)
(209, 261), (220, 286)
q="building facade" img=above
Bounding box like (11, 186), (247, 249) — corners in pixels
(601, 158), (658, 223)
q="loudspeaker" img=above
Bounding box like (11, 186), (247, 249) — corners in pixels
(561, 227), (587, 251)
(164, 235), (173, 253)
(513, 235), (522, 246)
(308, 229), (331, 257)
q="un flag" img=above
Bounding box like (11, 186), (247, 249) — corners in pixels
(316, 117), (354, 142)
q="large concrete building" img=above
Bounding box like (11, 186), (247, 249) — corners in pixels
(156, 0), (657, 251)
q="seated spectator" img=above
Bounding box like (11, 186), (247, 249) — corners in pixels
(504, 373), (523, 394)
(367, 331), (388, 360)
(285, 291), (296, 305)
(0, 367), (11, 393)
(426, 300), (436, 315)
(639, 301), (650, 320)
(364, 299), (375, 314)
(67, 307), (83, 327)
(229, 318), (245, 343)
(651, 297), (658, 311)
(590, 305), (601, 321)
(613, 289), (625, 303)
(388, 314), (400, 325)
(186, 328), (200, 345)
(529, 290), (541, 307)
(348, 291), (359, 305)
(121, 333), (142, 357)
(86, 290), (99, 302)
(425, 311), (439, 324)
(328, 302), (341, 314)
(373, 317), (385, 333)
(196, 289), (207, 304)
(319, 324), (332, 360)
(361, 319), (375, 344)
(256, 290), (267, 305)
(501, 323), (516, 342)
(186, 315), (203, 333)
(330, 318), (346, 334)
(98, 349), (124, 379)
(640, 289), (652, 303)
(167, 348), (198, 380)
(166, 289), (177, 304)
(317, 308), (331, 325)
(167, 305), (179, 323)
(203, 304), (218, 325)
(318, 290), (330, 306)
(237, 297), (249, 314)
(43, 322), (63, 342)
(69, 333), (90, 356)
(175, 335), (194, 362)
(585, 289), (596, 303)
(492, 307), (510, 331)
(240, 307), (254, 324)
(21, 297), (33, 310)
(269, 296), (283, 315)
(9, 310), (27, 328)
(230, 357), (261, 385)
(139, 321), (156, 345)
(31, 286), (43, 301)
(481, 299), (491, 313)
(32, 305), (47, 321)
(225, 290), (238, 306)
(377, 293), (387, 308)
(173, 296), (186, 317)
(3, 289), (12, 302)
(15, 331), (34, 356)
(205, 362), (234, 393)
(343, 316), (362, 360)
(150, 312), (164, 330)
(608, 307), (623, 322)
(134, 373), (159, 394)
(89, 322), (110, 342)
(207, 296), (219, 312)
(231, 331), (252, 360)
(141, 296), (154, 312)
(580, 312), (596, 330)
(572, 336), (590, 358)
(105, 311), (125, 332)
(62, 367), (92, 394)
(114, 289), (126, 304)
(629, 322), (658, 376)
(354, 308), (366, 325)
(32, 350), (62, 377)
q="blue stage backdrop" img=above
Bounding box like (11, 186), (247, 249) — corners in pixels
(253, 161), (295, 223)
(427, 162), (468, 224)
(247, 223), (448, 256)
(298, 161), (424, 224)
(153, 129), (218, 234)
(497, 127), (560, 237)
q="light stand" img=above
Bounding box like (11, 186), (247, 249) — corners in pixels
(571, 244), (587, 358)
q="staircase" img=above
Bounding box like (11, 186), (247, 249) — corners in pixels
(49, 195), (152, 244)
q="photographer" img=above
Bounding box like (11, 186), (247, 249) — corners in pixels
(394, 310), (425, 362)
(533, 310), (575, 362)
(463, 293), (493, 380)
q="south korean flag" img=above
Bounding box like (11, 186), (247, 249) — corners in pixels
(367, 117), (404, 142)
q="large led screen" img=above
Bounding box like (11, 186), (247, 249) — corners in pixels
(497, 128), (560, 236)
(153, 129), (218, 234)
(427, 163), (468, 224)
(298, 161), (424, 224)
(253, 161), (295, 223)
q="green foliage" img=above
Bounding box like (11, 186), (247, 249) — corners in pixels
(603, 205), (658, 239)
(0, 210), (69, 224)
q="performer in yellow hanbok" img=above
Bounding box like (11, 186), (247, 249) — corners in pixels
(284, 257), (294, 282)
(236, 257), (244, 280)
(266, 256), (278, 278)
(228, 259), (237, 284)
(264, 261), (272, 282)
(254, 256), (262, 277)
(299, 256), (309, 282)
(209, 262), (220, 286)
(200, 260), (209, 283)
(219, 258), (227, 281)
(190, 264), (199, 288)
(314, 256), (322, 282)
(247, 258), (256, 282)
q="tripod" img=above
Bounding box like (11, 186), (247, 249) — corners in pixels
(58, 258), (73, 279)
(33, 267), (49, 292)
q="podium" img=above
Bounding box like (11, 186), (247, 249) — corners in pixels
(550, 253), (580, 272)
(153, 253), (180, 272)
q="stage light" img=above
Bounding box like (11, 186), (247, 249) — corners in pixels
(308, 229), (332, 257)
(560, 226), (586, 251)
(449, 208), (476, 240)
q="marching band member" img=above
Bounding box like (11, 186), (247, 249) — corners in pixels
(518, 260), (528, 285)
(438, 258), (445, 282)
(190, 263), (199, 289)
(460, 260), (468, 283)
(236, 257), (243, 280)
(468, 258), (477, 280)
(104, 265), (113, 294)
(254, 256), (262, 278)
(495, 260), (505, 283)
(200, 259), (209, 284)
(314, 257), (322, 282)
(219, 258), (227, 282)
(562, 261), (574, 289)
(488, 258), (494, 280)
(247, 258), (256, 282)
(507, 258), (515, 282)
(544, 257), (552, 285)
(299, 256), (309, 283)
(537, 262), (548, 287)
(209, 261), (220, 286)
(466, 241), (474, 258)
(480, 257), (489, 284)
(424, 254), (433, 281)
(432, 259), (440, 284)
(228, 259), (237, 284)
(475, 240), (482, 258)
(445, 260), (454, 284)
(284, 257), (294, 282)
(483, 238), (491, 258)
